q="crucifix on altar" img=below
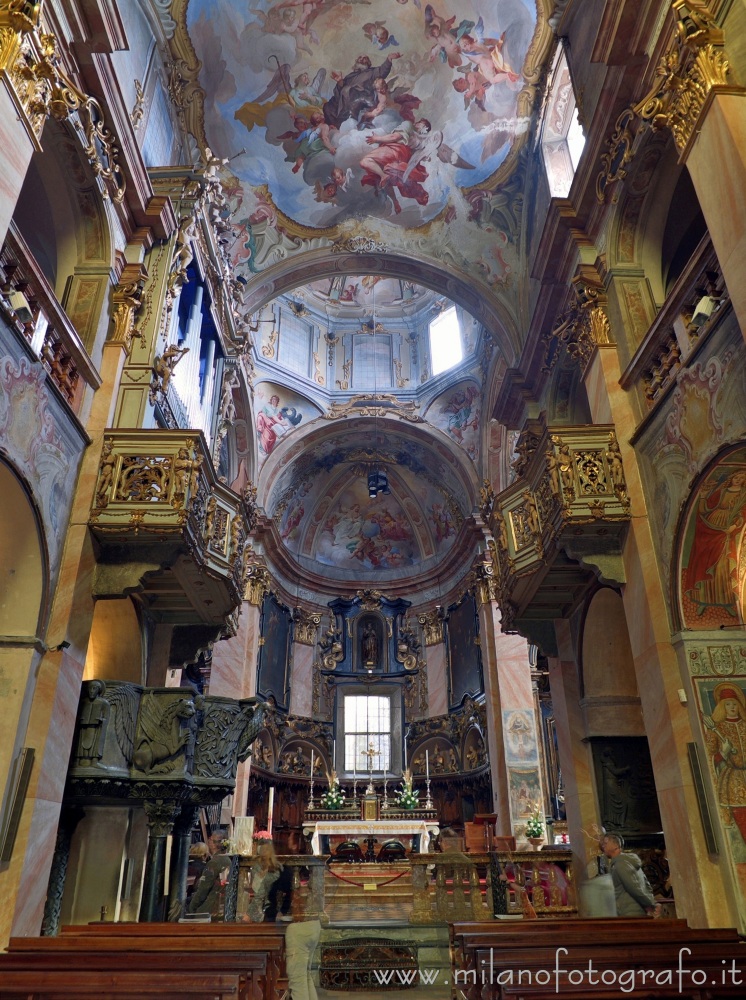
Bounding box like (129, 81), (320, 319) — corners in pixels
(360, 740), (381, 819)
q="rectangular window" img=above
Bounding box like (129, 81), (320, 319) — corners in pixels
(352, 335), (391, 389)
(429, 307), (462, 376)
(278, 311), (311, 377)
(344, 695), (391, 773)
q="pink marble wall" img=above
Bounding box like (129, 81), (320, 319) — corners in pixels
(582, 346), (737, 928)
(687, 95), (746, 344)
(210, 602), (261, 699)
(290, 642), (314, 717)
(425, 642), (448, 717)
(0, 85), (35, 248)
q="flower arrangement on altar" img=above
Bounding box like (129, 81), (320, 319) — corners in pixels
(524, 809), (545, 839)
(320, 769), (346, 810)
(395, 769), (420, 810)
(253, 830), (273, 843)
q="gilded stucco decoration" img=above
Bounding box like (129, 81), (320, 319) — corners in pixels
(597, 0), (743, 202)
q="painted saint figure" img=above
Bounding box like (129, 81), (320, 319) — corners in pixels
(704, 682), (746, 844)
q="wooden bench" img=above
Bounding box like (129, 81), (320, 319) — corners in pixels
(0, 924), (288, 1000)
(0, 969), (241, 1000)
(451, 919), (746, 1000)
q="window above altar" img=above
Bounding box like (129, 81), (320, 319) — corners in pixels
(344, 694), (391, 773)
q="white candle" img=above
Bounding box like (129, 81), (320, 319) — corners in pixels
(333, 739), (336, 763)
(310, 749), (314, 776)
(404, 739), (407, 770)
(267, 786), (275, 836)
(426, 750), (429, 779)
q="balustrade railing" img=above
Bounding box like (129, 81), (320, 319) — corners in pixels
(0, 223), (101, 413)
(620, 234), (728, 410)
(88, 430), (257, 613)
(232, 851), (576, 925)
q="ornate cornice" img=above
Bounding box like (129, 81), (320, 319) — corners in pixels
(597, 1), (743, 201)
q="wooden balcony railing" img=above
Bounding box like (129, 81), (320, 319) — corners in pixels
(88, 430), (257, 623)
(0, 223), (101, 413)
(487, 424), (631, 633)
(620, 233), (728, 410)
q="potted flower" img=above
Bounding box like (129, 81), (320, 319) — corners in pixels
(320, 769), (346, 810)
(524, 810), (545, 850)
(395, 769), (420, 810)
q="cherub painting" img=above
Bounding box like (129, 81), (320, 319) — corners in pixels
(187, 0), (537, 233)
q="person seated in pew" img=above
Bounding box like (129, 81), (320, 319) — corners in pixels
(601, 832), (661, 918)
(188, 829), (232, 918)
(186, 842), (210, 905)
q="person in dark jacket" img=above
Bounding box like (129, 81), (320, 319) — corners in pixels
(601, 833), (661, 917)
(188, 830), (232, 917)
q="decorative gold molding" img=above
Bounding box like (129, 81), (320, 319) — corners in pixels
(293, 607), (322, 646)
(322, 393), (423, 423)
(597, 1), (742, 201)
(473, 552), (497, 607)
(356, 589), (383, 611)
(418, 608), (445, 646)
(111, 265), (148, 353)
(245, 565), (271, 606)
(543, 275), (611, 374)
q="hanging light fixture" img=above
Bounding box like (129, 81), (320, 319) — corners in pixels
(368, 282), (390, 499)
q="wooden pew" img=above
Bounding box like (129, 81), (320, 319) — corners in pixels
(0, 924), (288, 1000)
(451, 919), (746, 1000)
(0, 969), (241, 1000)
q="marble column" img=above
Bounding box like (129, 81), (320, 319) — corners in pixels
(210, 600), (262, 699)
(139, 800), (180, 922)
(582, 344), (734, 927)
(40, 806), (85, 937)
(167, 805), (199, 921)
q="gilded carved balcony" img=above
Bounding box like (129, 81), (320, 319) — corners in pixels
(487, 425), (630, 641)
(88, 430), (256, 626)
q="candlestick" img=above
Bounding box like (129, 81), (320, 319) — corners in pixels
(309, 750), (315, 808)
(383, 768), (388, 809)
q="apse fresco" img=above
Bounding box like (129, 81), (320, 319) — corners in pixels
(185, 0), (538, 230)
(270, 426), (470, 573)
(254, 382), (318, 462)
(679, 447), (746, 629)
(425, 379), (481, 461)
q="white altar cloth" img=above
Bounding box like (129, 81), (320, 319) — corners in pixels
(304, 819), (440, 855)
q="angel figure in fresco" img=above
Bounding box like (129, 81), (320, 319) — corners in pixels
(462, 20), (522, 87)
(452, 67), (491, 111)
(424, 4), (475, 68)
(685, 467), (746, 617)
(363, 21), (399, 49)
(235, 62), (327, 135)
(357, 77), (421, 129)
(281, 111), (338, 173)
(703, 682), (746, 843)
(431, 502), (455, 542)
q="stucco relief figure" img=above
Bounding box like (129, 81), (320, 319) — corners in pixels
(684, 468), (746, 619)
(703, 683), (746, 843)
(600, 747), (632, 831)
(74, 681), (110, 766)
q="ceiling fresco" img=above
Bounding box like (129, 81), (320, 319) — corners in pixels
(171, 0), (550, 299)
(264, 421), (475, 578)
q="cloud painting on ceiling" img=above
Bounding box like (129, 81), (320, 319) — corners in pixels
(186, 0), (538, 230)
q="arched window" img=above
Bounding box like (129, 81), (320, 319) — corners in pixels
(540, 44), (585, 199)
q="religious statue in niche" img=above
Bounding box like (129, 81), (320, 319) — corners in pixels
(361, 621), (379, 668)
